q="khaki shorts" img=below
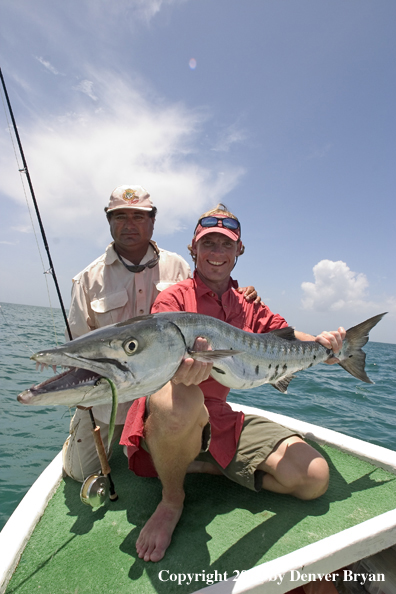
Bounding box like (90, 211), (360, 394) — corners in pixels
(196, 414), (299, 492)
(143, 396), (299, 492)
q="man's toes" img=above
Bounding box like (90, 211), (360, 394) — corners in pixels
(136, 534), (150, 558)
(149, 547), (166, 563)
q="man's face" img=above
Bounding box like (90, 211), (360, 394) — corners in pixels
(193, 232), (242, 285)
(109, 208), (154, 254)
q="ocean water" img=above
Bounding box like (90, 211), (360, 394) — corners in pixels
(1, 301), (395, 531)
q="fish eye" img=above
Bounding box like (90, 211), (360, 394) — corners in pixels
(123, 338), (139, 355)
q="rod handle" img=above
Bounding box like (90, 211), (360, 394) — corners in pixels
(91, 426), (111, 476)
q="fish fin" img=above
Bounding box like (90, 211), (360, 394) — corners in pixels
(339, 312), (387, 383)
(271, 375), (295, 393)
(338, 353), (372, 384)
(188, 349), (242, 362)
(269, 327), (296, 341)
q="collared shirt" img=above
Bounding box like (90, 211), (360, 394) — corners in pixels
(121, 272), (288, 470)
(68, 241), (191, 339)
(68, 241), (191, 423)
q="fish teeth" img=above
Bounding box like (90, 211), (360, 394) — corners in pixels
(38, 363), (49, 372)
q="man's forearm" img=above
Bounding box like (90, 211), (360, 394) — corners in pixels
(294, 327), (346, 360)
(294, 330), (316, 342)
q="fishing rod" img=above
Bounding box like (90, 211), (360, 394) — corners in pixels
(1, 67), (118, 506)
(0, 66), (72, 341)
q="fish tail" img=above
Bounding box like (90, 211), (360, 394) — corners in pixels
(338, 313), (387, 383)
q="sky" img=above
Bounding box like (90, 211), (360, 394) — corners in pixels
(0, 0), (395, 343)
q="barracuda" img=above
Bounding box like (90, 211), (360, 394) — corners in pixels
(17, 312), (385, 409)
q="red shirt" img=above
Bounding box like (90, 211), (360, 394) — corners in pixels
(120, 273), (288, 474)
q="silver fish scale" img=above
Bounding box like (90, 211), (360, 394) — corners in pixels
(157, 312), (329, 390)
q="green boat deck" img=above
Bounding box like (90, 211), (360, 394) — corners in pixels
(6, 441), (396, 594)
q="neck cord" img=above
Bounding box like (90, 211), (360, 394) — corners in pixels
(115, 242), (160, 273)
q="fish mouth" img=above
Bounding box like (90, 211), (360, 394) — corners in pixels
(31, 351), (131, 383)
(17, 367), (103, 402)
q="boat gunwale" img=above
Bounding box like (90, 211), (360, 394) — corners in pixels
(0, 452), (63, 594)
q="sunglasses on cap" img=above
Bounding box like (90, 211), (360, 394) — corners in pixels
(195, 216), (241, 234)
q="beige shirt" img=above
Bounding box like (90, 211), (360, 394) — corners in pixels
(68, 241), (191, 423)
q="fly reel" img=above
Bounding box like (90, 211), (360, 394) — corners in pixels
(79, 409), (118, 508)
(80, 474), (109, 507)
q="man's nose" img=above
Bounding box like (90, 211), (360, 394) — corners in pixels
(124, 217), (137, 228)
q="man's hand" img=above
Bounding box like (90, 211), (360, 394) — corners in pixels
(172, 337), (213, 386)
(315, 327), (346, 364)
(237, 286), (261, 304)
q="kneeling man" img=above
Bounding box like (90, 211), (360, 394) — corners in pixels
(121, 203), (345, 563)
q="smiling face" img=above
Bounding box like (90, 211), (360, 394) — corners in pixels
(193, 232), (243, 296)
(109, 208), (155, 262)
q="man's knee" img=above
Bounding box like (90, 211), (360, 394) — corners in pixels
(290, 455), (329, 500)
(148, 383), (206, 436)
(261, 436), (330, 500)
(303, 456), (329, 500)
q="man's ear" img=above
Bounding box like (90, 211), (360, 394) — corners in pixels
(237, 241), (245, 256)
(191, 238), (198, 255)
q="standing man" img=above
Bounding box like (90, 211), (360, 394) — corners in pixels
(63, 187), (258, 482)
(120, 203), (345, 563)
(62, 185), (191, 481)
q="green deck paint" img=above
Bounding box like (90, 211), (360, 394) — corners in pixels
(6, 442), (396, 594)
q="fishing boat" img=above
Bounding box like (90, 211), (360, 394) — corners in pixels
(1, 401), (396, 594)
(2, 61), (395, 593)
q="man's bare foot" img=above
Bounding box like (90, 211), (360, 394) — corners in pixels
(136, 501), (183, 562)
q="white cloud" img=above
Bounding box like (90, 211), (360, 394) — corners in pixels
(35, 56), (60, 75)
(131, 0), (188, 22)
(1, 70), (244, 245)
(212, 122), (248, 153)
(73, 80), (98, 101)
(301, 259), (371, 312)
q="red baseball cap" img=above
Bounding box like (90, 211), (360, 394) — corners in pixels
(194, 214), (241, 242)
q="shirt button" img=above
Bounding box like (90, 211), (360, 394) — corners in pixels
(139, 309), (144, 314)
(138, 289), (143, 293)
(210, 292), (215, 297)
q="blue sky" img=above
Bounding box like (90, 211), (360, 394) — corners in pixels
(1, 0), (395, 343)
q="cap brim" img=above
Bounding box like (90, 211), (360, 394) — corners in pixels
(105, 205), (153, 213)
(194, 226), (240, 242)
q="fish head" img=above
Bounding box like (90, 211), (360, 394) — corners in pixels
(18, 315), (187, 408)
